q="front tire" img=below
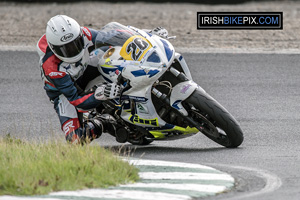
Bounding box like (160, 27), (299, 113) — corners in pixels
(185, 88), (244, 148)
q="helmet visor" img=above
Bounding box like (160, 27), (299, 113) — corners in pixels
(50, 33), (84, 58)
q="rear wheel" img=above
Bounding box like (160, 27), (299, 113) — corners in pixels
(128, 137), (153, 145)
(185, 88), (244, 148)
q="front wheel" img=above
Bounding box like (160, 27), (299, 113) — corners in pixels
(185, 88), (244, 148)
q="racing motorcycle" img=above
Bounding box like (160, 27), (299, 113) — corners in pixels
(85, 22), (244, 148)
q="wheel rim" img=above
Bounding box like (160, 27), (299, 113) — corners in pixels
(190, 110), (231, 146)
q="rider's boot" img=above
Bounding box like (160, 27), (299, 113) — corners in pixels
(89, 114), (128, 143)
(84, 118), (103, 142)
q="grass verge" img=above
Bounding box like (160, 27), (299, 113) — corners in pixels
(0, 134), (139, 196)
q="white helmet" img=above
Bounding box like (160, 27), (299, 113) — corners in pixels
(46, 15), (84, 63)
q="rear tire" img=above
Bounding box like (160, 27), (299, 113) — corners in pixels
(185, 88), (244, 148)
(128, 137), (153, 145)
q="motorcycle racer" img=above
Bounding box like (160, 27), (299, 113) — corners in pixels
(37, 15), (169, 144)
(37, 15), (121, 144)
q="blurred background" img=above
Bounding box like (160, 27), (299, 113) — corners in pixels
(0, 0), (298, 52)
(0, 0), (297, 3)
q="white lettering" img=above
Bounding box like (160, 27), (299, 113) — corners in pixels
(63, 121), (75, 134)
(49, 72), (64, 77)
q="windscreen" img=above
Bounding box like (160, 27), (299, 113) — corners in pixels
(95, 22), (138, 48)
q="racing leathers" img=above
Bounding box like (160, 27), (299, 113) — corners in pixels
(37, 27), (110, 144)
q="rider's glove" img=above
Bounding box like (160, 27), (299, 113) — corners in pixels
(151, 27), (168, 38)
(94, 83), (121, 100)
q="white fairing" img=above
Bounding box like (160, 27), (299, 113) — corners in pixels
(170, 81), (198, 116)
(97, 26), (197, 128)
(121, 61), (165, 97)
(174, 52), (193, 80)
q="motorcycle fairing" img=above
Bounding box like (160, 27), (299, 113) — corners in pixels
(129, 114), (159, 127)
(170, 80), (198, 116)
(120, 98), (166, 128)
(96, 24), (200, 140)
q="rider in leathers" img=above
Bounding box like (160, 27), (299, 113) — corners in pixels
(37, 15), (169, 144)
(37, 15), (122, 144)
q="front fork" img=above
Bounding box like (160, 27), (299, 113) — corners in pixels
(151, 67), (204, 131)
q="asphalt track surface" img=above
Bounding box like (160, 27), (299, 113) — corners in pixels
(1, 51), (300, 200)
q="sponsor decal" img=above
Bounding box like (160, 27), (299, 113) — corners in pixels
(60, 33), (74, 42)
(121, 95), (148, 102)
(172, 100), (181, 110)
(82, 27), (92, 40)
(63, 120), (75, 135)
(136, 103), (149, 114)
(181, 84), (192, 94)
(129, 115), (159, 126)
(49, 71), (65, 77)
